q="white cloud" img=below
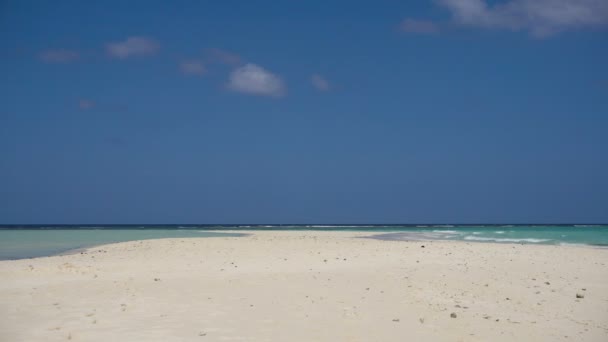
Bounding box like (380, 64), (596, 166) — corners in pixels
(106, 36), (160, 59)
(399, 19), (441, 34)
(205, 48), (241, 65)
(179, 60), (206, 76)
(437, 0), (608, 37)
(311, 74), (330, 91)
(39, 49), (80, 63)
(79, 99), (95, 110)
(227, 63), (285, 97)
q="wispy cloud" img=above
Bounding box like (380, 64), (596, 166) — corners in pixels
(179, 60), (206, 76)
(399, 19), (441, 34)
(77, 99), (129, 112)
(79, 99), (95, 110)
(205, 48), (241, 65)
(106, 36), (160, 59)
(436, 0), (608, 37)
(311, 74), (330, 91)
(39, 49), (80, 63)
(227, 63), (285, 97)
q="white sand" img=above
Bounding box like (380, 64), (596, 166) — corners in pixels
(1, 231), (607, 341)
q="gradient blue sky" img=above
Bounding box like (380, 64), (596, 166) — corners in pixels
(1, 0), (607, 224)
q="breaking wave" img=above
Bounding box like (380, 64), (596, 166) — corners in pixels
(464, 236), (550, 243)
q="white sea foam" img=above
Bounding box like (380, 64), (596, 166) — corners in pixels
(495, 231), (505, 234)
(375, 232), (451, 241)
(472, 232), (482, 235)
(558, 242), (588, 247)
(464, 236), (550, 243)
(432, 230), (459, 234)
(305, 225), (359, 228)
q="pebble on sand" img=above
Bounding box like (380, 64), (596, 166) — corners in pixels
(576, 293), (585, 299)
(450, 312), (457, 318)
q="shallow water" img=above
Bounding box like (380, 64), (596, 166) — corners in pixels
(1, 225), (607, 259)
(0, 229), (246, 260)
(363, 225), (608, 246)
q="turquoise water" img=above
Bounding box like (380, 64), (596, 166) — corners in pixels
(365, 225), (608, 246)
(0, 229), (245, 260)
(1, 225), (607, 260)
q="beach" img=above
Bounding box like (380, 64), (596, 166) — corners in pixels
(1, 231), (607, 341)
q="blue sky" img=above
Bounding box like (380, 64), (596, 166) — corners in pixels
(1, 0), (607, 224)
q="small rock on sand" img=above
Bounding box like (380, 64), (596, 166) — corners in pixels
(576, 293), (585, 299)
(450, 312), (457, 318)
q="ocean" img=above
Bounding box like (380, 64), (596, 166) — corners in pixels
(1, 224), (607, 260)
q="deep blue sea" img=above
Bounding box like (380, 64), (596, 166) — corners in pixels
(1, 224), (607, 260)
